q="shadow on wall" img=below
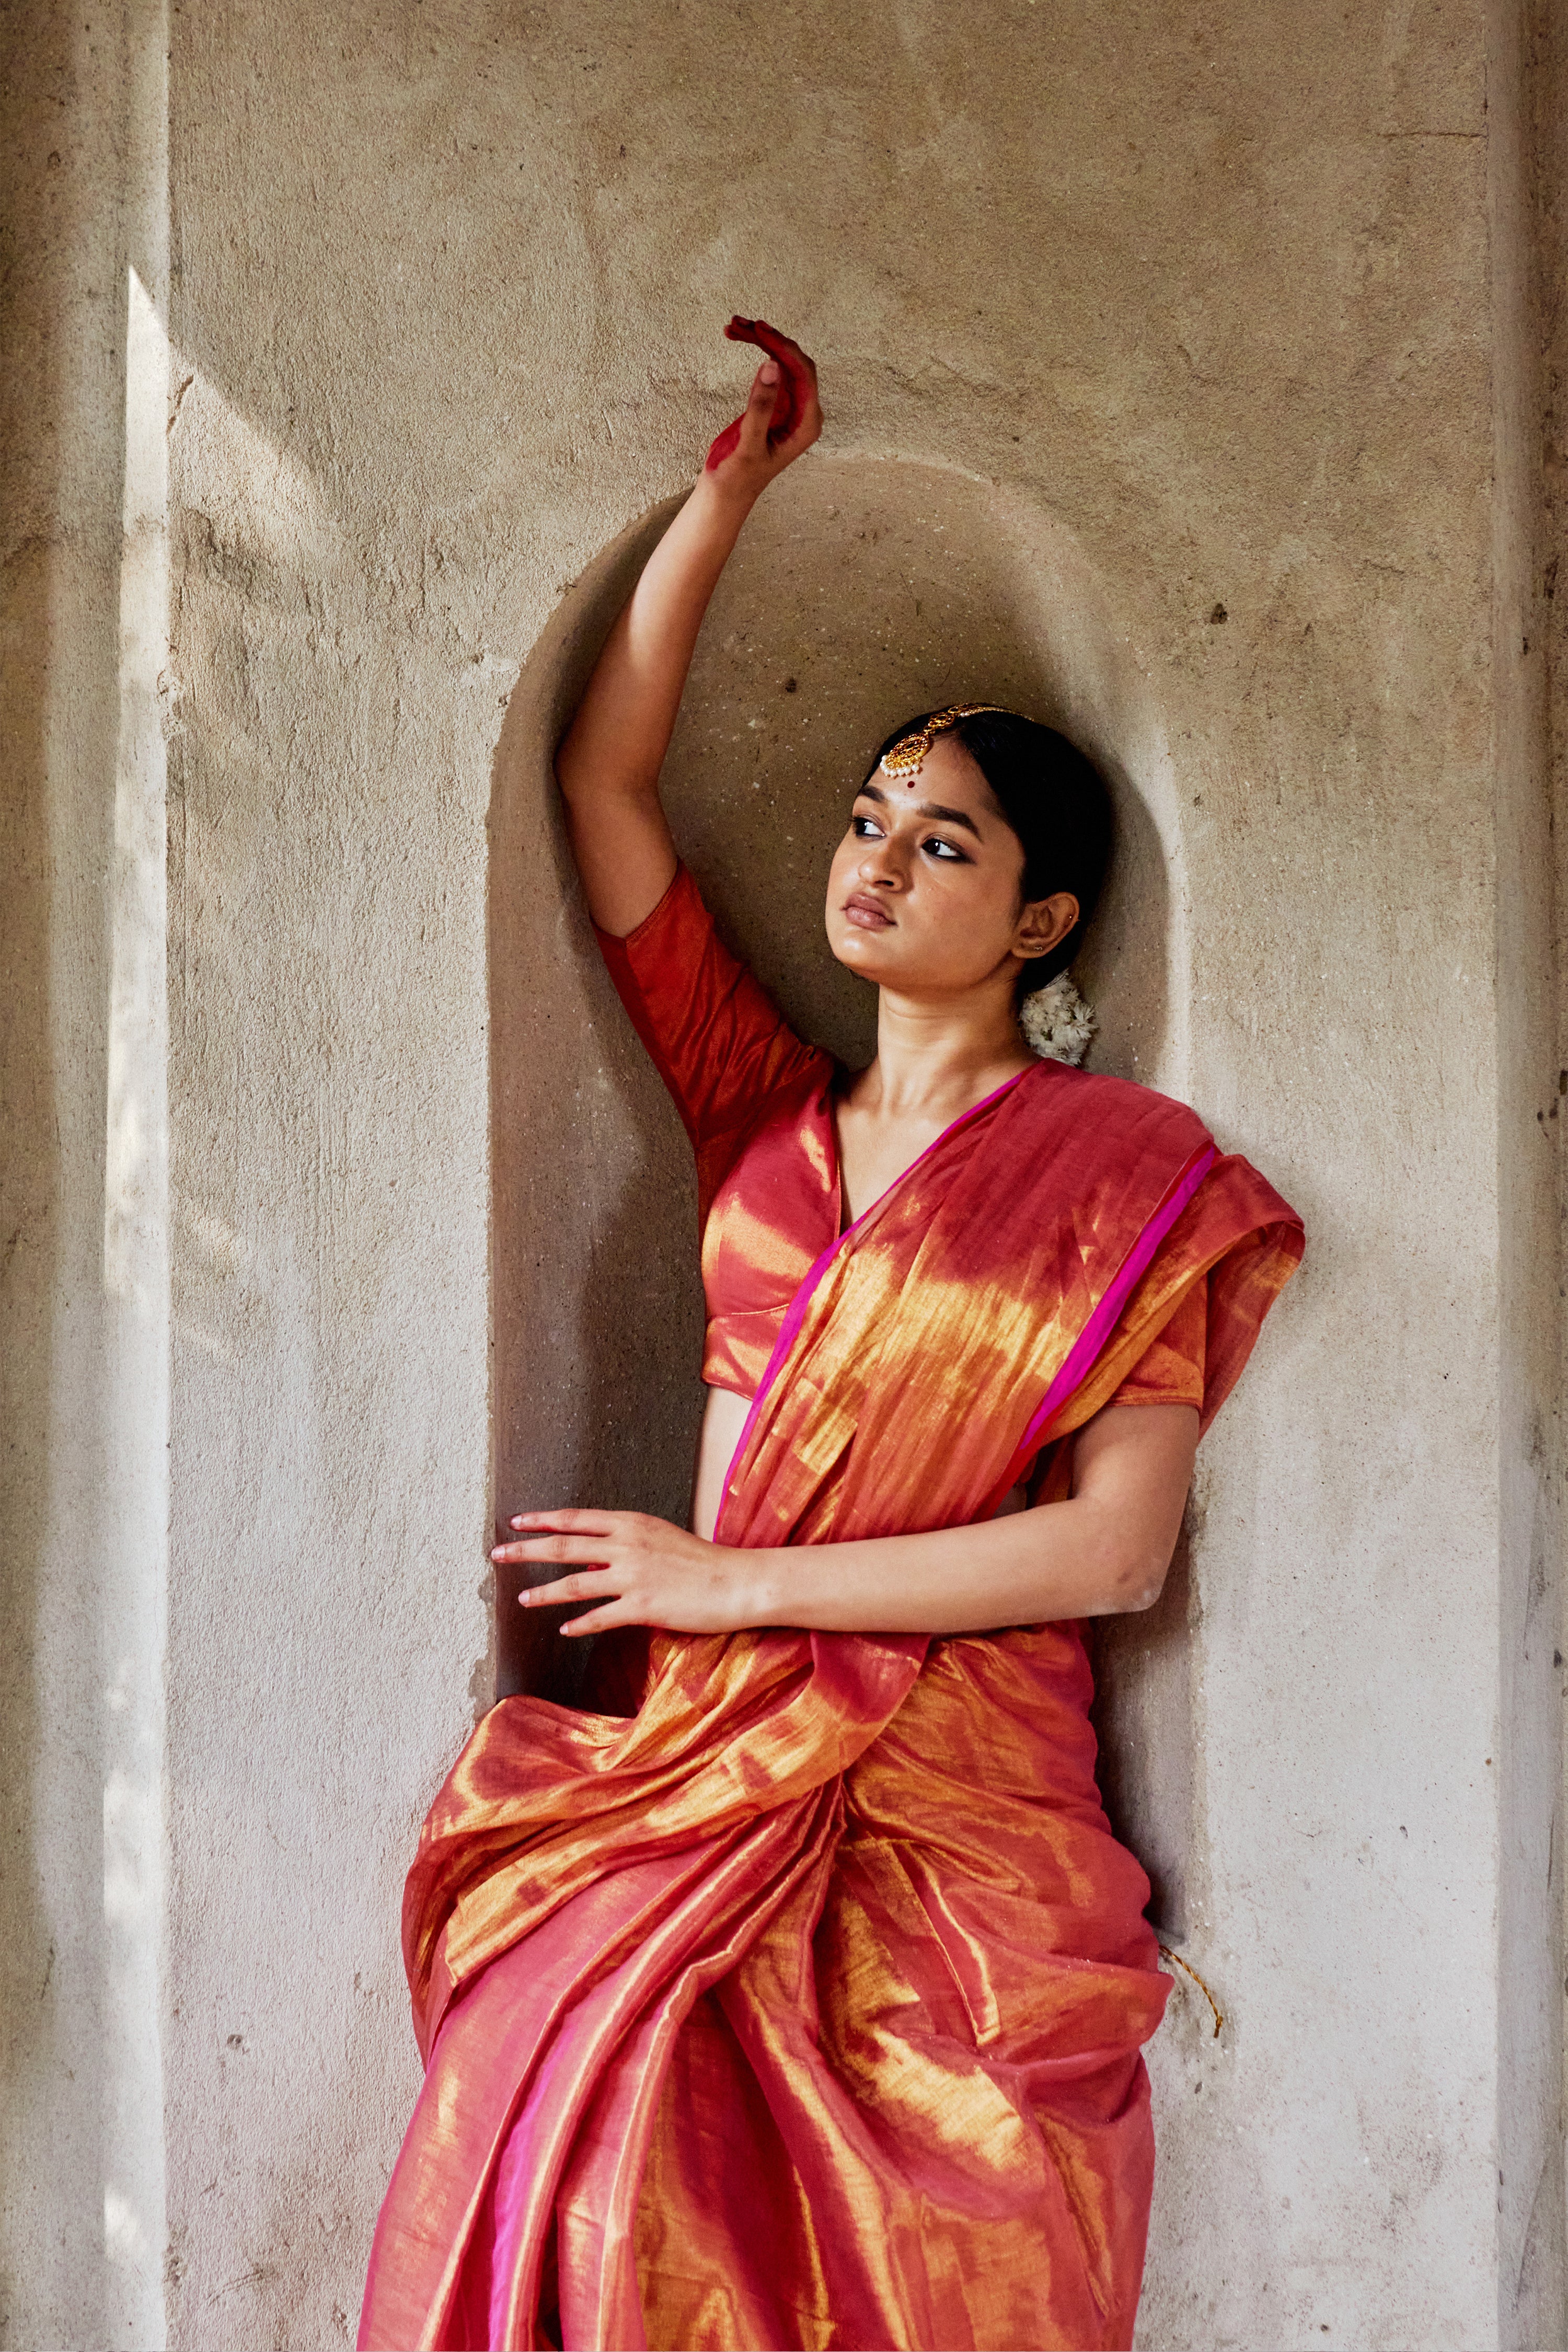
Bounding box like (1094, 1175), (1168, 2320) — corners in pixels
(488, 453), (1194, 1931)
(488, 493), (696, 1712)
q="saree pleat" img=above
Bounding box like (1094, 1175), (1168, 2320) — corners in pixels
(551, 1798), (847, 2352)
(630, 1623), (1166, 2351)
(361, 1060), (1302, 2352)
(377, 1789), (854, 2349)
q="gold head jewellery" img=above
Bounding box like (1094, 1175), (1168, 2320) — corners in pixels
(879, 705), (1008, 780)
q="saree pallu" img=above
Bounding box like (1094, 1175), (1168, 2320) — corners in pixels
(361, 1061), (1302, 2352)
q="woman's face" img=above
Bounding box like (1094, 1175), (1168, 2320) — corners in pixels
(824, 734), (1079, 1000)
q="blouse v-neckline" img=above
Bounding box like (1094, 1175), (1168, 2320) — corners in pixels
(828, 1062), (1036, 1239)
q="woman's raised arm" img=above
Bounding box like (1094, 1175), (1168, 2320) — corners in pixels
(556, 325), (822, 938)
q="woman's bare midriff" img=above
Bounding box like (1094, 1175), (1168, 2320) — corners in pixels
(691, 1381), (1028, 1543)
(691, 1383), (751, 1541)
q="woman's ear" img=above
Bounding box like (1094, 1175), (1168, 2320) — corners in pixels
(1014, 890), (1080, 962)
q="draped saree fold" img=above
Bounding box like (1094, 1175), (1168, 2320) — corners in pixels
(360, 1058), (1302, 2352)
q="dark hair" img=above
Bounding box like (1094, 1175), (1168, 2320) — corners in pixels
(864, 708), (1114, 993)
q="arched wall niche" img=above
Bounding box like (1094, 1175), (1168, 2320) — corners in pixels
(489, 455), (1196, 1928)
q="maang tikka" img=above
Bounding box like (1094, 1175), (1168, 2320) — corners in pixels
(879, 705), (1007, 780)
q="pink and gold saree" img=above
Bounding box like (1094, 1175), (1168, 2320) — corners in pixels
(359, 1024), (1301, 2351)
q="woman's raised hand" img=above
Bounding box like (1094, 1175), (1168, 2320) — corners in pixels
(704, 316), (821, 494)
(554, 314), (821, 941)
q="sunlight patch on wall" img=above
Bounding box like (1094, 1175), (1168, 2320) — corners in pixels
(102, 257), (171, 2348)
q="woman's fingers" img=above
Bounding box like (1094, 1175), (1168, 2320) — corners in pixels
(493, 1508), (674, 1558)
(725, 315), (815, 431)
(735, 360), (782, 459)
(487, 1507), (736, 1637)
(492, 1533), (620, 1566)
(559, 1601), (632, 1638)
(513, 1563), (645, 1631)
(487, 1515), (747, 1646)
(750, 322), (820, 452)
(493, 1508), (618, 1559)
(508, 1507), (619, 1533)
(729, 326), (800, 443)
(705, 315), (820, 475)
(518, 1568), (616, 1607)
(706, 366), (779, 473)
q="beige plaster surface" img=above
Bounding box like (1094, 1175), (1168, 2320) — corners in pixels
(2, 1), (169, 2342)
(1, 0), (1562, 2345)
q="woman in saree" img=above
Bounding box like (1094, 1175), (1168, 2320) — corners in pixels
(360, 320), (1303, 2352)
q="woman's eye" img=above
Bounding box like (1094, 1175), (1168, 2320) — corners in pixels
(851, 814), (883, 839)
(923, 836), (965, 862)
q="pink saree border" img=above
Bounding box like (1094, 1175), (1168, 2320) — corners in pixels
(719, 1067), (1034, 1510)
(722, 1104), (1217, 1532)
(1005, 1139), (1216, 1473)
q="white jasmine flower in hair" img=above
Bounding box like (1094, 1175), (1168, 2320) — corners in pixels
(1020, 973), (1096, 1066)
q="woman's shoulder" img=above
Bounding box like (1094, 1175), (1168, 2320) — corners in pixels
(1020, 1060), (1213, 1153)
(1023, 1063), (1303, 1250)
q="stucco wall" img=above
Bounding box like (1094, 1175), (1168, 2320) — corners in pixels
(2, 0), (1562, 2345)
(2, 3), (170, 2343)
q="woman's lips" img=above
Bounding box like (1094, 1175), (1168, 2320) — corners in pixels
(843, 893), (894, 930)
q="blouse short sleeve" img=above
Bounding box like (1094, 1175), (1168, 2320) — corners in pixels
(1024, 1277), (1208, 1505)
(1106, 1277), (1207, 1410)
(595, 864), (829, 1220)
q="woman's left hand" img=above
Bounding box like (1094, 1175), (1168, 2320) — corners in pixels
(491, 1510), (757, 1637)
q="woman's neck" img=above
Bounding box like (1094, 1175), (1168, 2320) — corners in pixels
(851, 984), (1033, 1121)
